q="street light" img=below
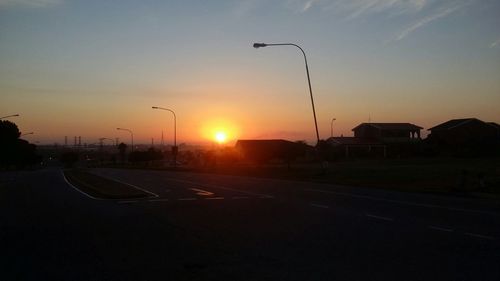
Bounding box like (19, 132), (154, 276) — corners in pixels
(253, 42), (320, 145)
(116, 128), (134, 151)
(152, 106), (177, 165)
(0, 114), (19, 120)
(330, 118), (336, 138)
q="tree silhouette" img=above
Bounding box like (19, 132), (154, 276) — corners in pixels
(0, 120), (21, 142)
(0, 120), (40, 169)
(118, 142), (127, 163)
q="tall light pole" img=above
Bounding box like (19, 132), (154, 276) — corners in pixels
(0, 114), (19, 120)
(152, 106), (177, 165)
(116, 128), (134, 151)
(330, 118), (336, 138)
(253, 42), (320, 145)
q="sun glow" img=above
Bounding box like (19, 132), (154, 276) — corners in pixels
(214, 131), (227, 144)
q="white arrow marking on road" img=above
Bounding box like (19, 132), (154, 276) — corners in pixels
(190, 188), (214, 196)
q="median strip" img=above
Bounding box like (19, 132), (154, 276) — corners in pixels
(63, 169), (157, 200)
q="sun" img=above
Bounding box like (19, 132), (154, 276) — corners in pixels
(214, 131), (227, 144)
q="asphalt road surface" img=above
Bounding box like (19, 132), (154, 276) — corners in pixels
(1, 167), (499, 281)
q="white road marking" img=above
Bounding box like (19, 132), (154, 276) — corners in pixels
(149, 198), (170, 202)
(428, 226), (454, 232)
(310, 203), (329, 209)
(205, 197), (224, 200)
(304, 188), (499, 216)
(464, 233), (495, 240)
(89, 172), (159, 198)
(61, 171), (102, 200)
(178, 198), (197, 201)
(365, 214), (394, 221)
(190, 188), (214, 196)
(167, 178), (273, 198)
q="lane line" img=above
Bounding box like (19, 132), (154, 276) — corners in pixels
(365, 214), (394, 221)
(304, 188), (499, 217)
(428, 226), (454, 232)
(464, 233), (495, 240)
(178, 198), (197, 201)
(89, 172), (159, 198)
(190, 188), (214, 196)
(61, 171), (102, 200)
(310, 203), (329, 209)
(205, 197), (224, 200)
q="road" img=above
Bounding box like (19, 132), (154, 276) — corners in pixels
(1, 167), (499, 280)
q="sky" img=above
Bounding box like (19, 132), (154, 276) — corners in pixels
(1, 0), (499, 145)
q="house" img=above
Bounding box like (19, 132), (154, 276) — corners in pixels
(352, 123), (422, 143)
(324, 122), (423, 159)
(235, 139), (309, 164)
(326, 137), (386, 158)
(427, 118), (499, 146)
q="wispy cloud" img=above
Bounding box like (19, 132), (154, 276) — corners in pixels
(490, 38), (500, 49)
(289, 0), (429, 16)
(0, 0), (62, 8)
(394, 3), (465, 41)
(396, 5), (463, 41)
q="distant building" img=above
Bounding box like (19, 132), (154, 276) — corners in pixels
(326, 137), (386, 158)
(325, 122), (423, 159)
(235, 139), (310, 164)
(352, 123), (422, 143)
(428, 118), (499, 146)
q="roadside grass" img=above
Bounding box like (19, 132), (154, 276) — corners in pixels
(101, 157), (500, 198)
(64, 169), (154, 199)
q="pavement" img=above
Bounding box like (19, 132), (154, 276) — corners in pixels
(1, 167), (499, 281)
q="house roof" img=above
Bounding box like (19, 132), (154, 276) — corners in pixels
(326, 137), (383, 146)
(487, 122), (500, 130)
(428, 118), (480, 131)
(236, 139), (295, 146)
(352, 123), (423, 131)
(235, 139), (310, 149)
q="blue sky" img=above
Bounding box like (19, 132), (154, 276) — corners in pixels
(1, 0), (499, 144)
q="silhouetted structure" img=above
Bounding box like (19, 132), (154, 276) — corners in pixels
(353, 123), (422, 142)
(324, 122), (423, 159)
(427, 118), (500, 156)
(235, 139), (310, 165)
(326, 137), (386, 158)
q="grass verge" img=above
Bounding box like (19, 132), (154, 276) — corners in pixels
(64, 169), (154, 199)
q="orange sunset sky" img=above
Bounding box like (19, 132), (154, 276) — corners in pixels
(1, 1), (499, 145)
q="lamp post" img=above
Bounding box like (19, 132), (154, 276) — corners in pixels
(152, 106), (177, 165)
(330, 118), (336, 138)
(0, 114), (19, 120)
(116, 128), (134, 151)
(253, 42), (320, 145)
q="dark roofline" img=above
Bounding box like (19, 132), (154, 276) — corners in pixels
(428, 118), (482, 131)
(352, 123), (423, 131)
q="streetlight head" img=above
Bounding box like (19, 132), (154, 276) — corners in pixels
(253, 43), (267, 48)
(152, 106), (158, 109)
